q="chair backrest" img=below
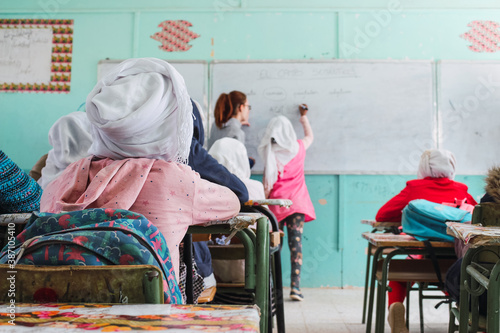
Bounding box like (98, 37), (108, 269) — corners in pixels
(472, 202), (500, 226)
(471, 203), (500, 263)
(0, 264), (164, 304)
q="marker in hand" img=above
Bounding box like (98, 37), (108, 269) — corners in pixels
(299, 103), (309, 116)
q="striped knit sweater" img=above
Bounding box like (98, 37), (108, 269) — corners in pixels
(0, 150), (42, 213)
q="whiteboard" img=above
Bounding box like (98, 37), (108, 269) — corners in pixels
(210, 60), (436, 174)
(97, 59), (208, 120)
(438, 61), (500, 175)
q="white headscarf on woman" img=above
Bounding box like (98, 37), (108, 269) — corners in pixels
(209, 138), (265, 200)
(38, 111), (93, 189)
(86, 58), (193, 164)
(258, 115), (299, 192)
(417, 149), (456, 180)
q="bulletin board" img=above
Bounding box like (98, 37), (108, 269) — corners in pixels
(0, 19), (73, 93)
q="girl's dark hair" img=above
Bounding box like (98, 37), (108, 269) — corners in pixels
(214, 90), (247, 129)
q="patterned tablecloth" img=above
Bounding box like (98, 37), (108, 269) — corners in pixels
(0, 303), (260, 332)
(447, 222), (500, 247)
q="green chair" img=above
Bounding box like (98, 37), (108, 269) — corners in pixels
(448, 203), (500, 332)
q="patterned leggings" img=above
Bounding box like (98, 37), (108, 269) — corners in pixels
(280, 213), (305, 290)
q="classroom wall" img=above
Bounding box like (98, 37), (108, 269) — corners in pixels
(1, 0), (497, 287)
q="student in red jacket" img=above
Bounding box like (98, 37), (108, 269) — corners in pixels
(375, 149), (477, 333)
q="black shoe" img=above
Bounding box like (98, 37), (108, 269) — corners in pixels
(290, 288), (304, 301)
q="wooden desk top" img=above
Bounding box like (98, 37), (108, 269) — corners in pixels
(361, 219), (400, 229)
(201, 212), (263, 229)
(362, 232), (454, 248)
(447, 222), (500, 247)
(244, 199), (293, 208)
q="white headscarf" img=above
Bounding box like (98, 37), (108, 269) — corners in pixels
(209, 138), (250, 180)
(86, 58), (193, 164)
(258, 116), (299, 191)
(38, 111), (93, 189)
(417, 149), (456, 180)
(209, 137), (265, 200)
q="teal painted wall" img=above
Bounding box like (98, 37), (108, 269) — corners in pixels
(1, 1), (497, 287)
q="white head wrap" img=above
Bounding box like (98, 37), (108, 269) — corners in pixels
(209, 138), (251, 180)
(258, 116), (299, 191)
(417, 149), (456, 180)
(209, 137), (266, 201)
(38, 111), (93, 189)
(86, 58), (193, 164)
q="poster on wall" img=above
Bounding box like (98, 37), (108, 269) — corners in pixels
(0, 19), (73, 93)
(151, 20), (200, 52)
(461, 20), (500, 53)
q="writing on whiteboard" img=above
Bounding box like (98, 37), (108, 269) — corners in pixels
(0, 28), (53, 84)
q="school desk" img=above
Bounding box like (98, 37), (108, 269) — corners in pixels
(0, 212), (270, 333)
(361, 220), (400, 324)
(0, 303), (260, 332)
(362, 232), (455, 333)
(446, 222), (500, 333)
(187, 213), (270, 333)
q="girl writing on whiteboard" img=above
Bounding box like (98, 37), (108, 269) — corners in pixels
(208, 90), (250, 149)
(258, 104), (316, 301)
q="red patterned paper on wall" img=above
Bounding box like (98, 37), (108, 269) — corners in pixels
(460, 20), (500, 53)
(0, 19), (74, 93)
(151, 20), (200, 52)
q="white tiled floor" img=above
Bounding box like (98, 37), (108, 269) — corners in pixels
(277, 287), (451, 333)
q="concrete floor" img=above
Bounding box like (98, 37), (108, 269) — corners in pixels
(276, 287), (451, 333)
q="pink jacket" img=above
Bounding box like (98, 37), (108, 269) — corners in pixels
(40, 156), (240, 279)
(268, 140), (316, 223)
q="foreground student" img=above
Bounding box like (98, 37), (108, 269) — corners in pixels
(0, 150), (42, 214)
(375, 149), (477, 333)
(40, 58), (240, 281)
(258, 104), (315, 301)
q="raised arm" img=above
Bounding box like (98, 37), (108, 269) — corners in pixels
(299, 104), (314, 150)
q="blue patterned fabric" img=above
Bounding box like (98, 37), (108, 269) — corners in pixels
(0, 150), (42, 213)
(0, 208), (182, 304)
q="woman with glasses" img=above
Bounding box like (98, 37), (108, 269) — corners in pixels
(208, 90), (251, 150)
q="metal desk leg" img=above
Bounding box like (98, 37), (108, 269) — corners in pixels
(459, 248), (480, 333)
(182, 234), (194, 304)
(487, 261), (500, 333)
(365, 246), (386, 333)
(363, 241), (373, 324)
(375, 250), (397, 333)
(255, 217), (270, 333)
(273, 248), (286, 333)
